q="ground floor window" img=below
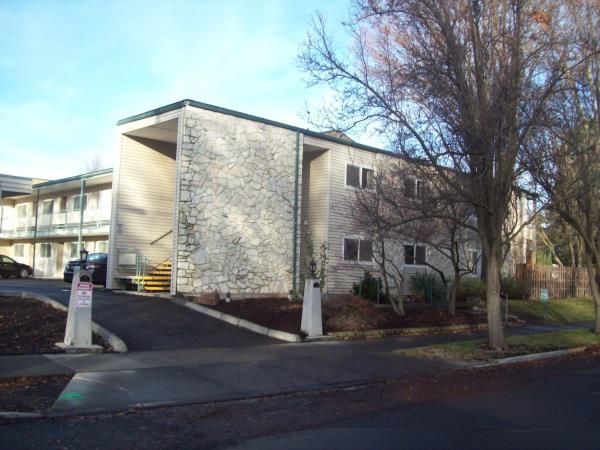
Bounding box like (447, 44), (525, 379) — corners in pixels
(40, 243), (52, 258)
(404, 244), (426, 265)
(13, 244), (24, 258)
(96, 241), (108, 253)
(343, 238), (374, 262)
(68, 242), (80, 258)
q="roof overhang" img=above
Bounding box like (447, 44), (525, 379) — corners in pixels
(0, 174), (33, 197)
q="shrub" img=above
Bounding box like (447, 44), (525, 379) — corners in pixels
(323, 294), (387, 331)
(456, 277), (486, 301)
(411, 272), (446, 303)
(501, 276), (530, 300)
(352, 270), (385, 302)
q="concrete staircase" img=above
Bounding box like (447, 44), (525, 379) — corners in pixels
(133, 259), (172, 292)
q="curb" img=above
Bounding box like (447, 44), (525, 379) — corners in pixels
(474, 346), (589, 368)
(0, 291), (128, 353)
(0, 411), (45, 420)
(328, 323), (491, 340)
(171, 298), (302, 343)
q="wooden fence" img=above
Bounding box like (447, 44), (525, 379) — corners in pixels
(515, 264), (591, 300)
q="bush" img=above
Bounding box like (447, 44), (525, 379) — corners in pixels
(501, 276), (530, 300)
(411, 272), (446, 303)
(456, 277), (486, 301)
(323, 294), (387, 331)
(352, 270), (385, 302)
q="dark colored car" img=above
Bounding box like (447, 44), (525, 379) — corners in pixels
(64, 252), (108, 286)
(0, 255), (33, 279)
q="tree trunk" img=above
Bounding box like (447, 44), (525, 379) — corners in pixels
(584, 256), (600, 334)
(485, 250), (506, 350)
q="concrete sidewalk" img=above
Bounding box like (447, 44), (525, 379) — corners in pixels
(2, 321), (591, 415)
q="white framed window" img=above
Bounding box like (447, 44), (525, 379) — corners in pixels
(404, 244), (427, 265)
(96, 241), (108, 253)
(16, 204), (27, 218)
(68, 242), (81, 258)
(13, 244), (24, 258)
(343, 237), (374, 262)
(42, 199), (54, 214)
(73, 194), (87, 211)
(345, 164), (374, 189)
(40, 243), (52, 258)
(404, 178), (425, 199)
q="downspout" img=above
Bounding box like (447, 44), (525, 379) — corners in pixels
(32, 188), (40, 275)
(0, 190), (3, 234)
(170, 101), (188, 296)
(292, 131), (300, 296)
(77, 178), (86, 250)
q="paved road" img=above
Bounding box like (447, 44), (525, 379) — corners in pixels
(0, 278), (277, 351)
(238, 362), (600, 450)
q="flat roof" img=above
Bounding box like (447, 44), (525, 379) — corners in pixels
(0, 174), (33, 197)
(33, 168), (113, 189)
(117, 99), (406, 160)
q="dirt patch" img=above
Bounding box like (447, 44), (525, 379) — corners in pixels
(0, 374), (72, 412)
(0, 296), (111, 354)
(206, 296), (486, 334)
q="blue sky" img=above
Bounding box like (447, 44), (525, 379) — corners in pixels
(0, 0), (363, 179)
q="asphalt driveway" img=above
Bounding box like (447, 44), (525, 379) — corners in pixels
(0, 278), (278, 351)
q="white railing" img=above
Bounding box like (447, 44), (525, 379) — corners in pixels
(0, 208), (110, 238)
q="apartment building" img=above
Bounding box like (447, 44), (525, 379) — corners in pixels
(108, 100), (490, 297)
(0, 169), (112, 278)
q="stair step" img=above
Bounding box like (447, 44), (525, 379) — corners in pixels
(143, 286), (170, 292)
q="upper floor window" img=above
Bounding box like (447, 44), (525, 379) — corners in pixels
(346, 164), (374, 189)
(42, 199), (54, 215)
(16, 204), (27, 218)
(404, 244), (427, 265)
(343, 237), (374, 262)
(404, 178), (425, 199)
(73, 195), (87, 211)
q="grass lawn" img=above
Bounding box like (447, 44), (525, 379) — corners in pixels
(395, 328), (600, 361)
(508, 297), (595, 324)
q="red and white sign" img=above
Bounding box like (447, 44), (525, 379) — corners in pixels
(76, 282), (93, 308)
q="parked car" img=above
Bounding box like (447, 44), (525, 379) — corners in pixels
(0, 255), (33, 279)
(63, 252), (108, 286)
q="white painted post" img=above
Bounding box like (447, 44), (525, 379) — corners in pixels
(301, 278), (323, 337)
(56, 267), (102, 353)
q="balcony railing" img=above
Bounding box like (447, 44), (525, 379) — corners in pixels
(0, 208), (110, 238)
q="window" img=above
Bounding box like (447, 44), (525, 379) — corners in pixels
(96, 241), (108, 253)
(343, 238), (374, 262)
(68, 242), (80, 258)
(404, 244), (427, 265)
(42, 199), (54, 214)
(16, 204), (27, 218)
(404, 178), (425, 198)
(13, 244), (24, 258)
(471, 251), (479, 273)
(73, 195), (87, 211)
(59, 197), (68, 212)
(346, 164), (374, 189)
(40, 243), (52, 258)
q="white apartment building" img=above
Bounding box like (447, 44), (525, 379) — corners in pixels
(0, 169), (112, 278)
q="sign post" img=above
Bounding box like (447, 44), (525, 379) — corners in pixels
(56, 249), (102, 353)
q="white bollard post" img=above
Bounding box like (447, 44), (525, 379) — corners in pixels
(301, 278), (323, 338)
(56, 267), (102, 353)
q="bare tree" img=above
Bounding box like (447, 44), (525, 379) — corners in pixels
(299, 0), (576, 349)
(83, 153), (107, 173)
(526, 0), (600, 332)
(354, 161), (480, 316)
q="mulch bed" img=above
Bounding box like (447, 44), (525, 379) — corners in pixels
(207, 297), (486, 335)
(0, 296), (110, 354)
(0, 375), (72, 412)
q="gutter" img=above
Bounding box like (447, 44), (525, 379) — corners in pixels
(292, 131), (301, 296)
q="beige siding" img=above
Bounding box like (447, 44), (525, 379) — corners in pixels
(300, 150), (330, 281)
(113, 136), (176, 276)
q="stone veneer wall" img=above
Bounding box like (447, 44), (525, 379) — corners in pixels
(176, 107), (300, 296)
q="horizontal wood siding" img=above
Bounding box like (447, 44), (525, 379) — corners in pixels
(300, 150), (330, 281)
(113, 136), (176, 276)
